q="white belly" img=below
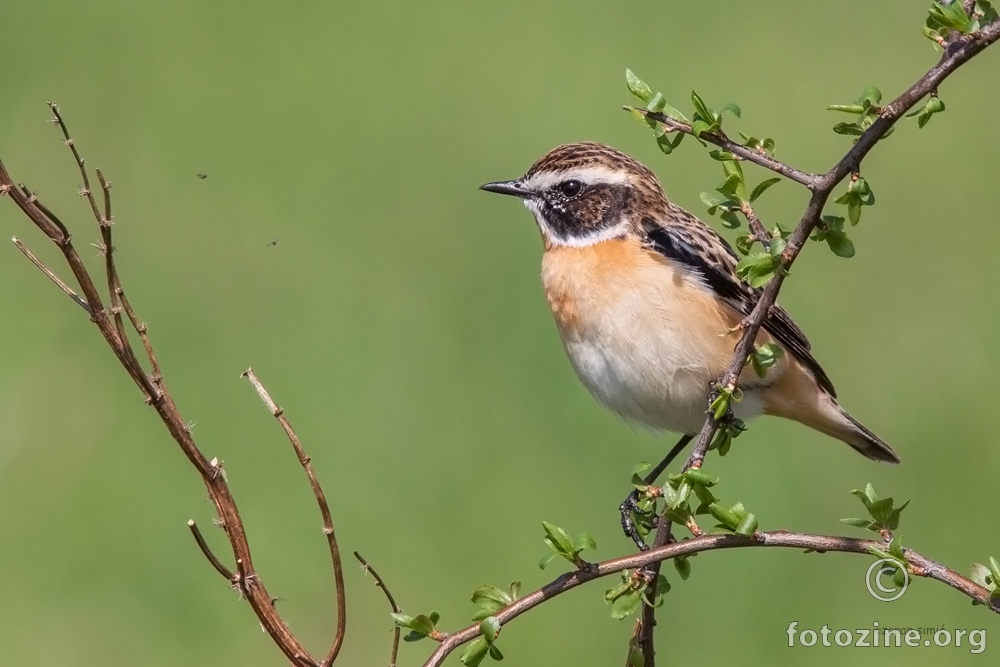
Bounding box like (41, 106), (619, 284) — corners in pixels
(542, 241), (764, 434)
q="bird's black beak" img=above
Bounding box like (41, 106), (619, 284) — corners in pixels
(480, 179), (530, 198)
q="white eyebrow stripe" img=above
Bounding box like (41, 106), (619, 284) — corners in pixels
(523, 166), (634, 190)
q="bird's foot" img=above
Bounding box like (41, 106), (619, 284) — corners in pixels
(619, 488), (660, 551)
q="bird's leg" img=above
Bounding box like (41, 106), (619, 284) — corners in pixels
(620, 434), (694, 550)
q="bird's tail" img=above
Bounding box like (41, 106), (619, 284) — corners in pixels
(779, 392), (900, 463)
(760, 367), (900, 463)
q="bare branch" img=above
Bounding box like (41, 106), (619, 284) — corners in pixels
(242, 368), (347, 665)
(1, 109), (322, 666)
(355, 552), (401, 667)
(187, 519), (235, 582)
(12, 237), (91, 313)
(632, 109), (817, 187)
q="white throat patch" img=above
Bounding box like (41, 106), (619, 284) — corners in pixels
(523, 198), (629, 248)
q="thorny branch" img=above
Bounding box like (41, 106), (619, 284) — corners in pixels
(0, 103), (344, 667)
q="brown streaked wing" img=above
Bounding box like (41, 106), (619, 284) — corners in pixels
(639, 212), (837, 397)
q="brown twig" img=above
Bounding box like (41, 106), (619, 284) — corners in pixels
(1, 110), (332, 665)
(739, 200), (771, 248)
(187, 519), (235, 582)
(633, 109), (817, 187)
(421, 530), (999, 667)
(355, 552), (402, 667)
(11, 237), (91, 313)
(242, 368), (347, 666)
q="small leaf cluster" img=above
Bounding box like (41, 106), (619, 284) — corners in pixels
(970, 557), (1000, 607)
(625, 69), (687, 154)
(906, 94), (946, 128)
(661, 468), (721, 532)
(827, 86), (893, 141)
(835, 175), (875, 226)
(923, 1), (998, 46)
(810, 215), (855, 258)
(735, 240), (786, 288)
(707, 383), (742, 421)
(841, 483), (910, 534)
(690, 90), (741, 141)
(538, 521), (596, 570)
(700, 151), (781, 230)
(460, 615), (504, 667)
(470, 582), (520, 621)
(749, 342), (784, 379)
(868, 537), (910, 589)
(707, 499), (759, 536)
(604, 569), (671, 620)
(624, 70), (740, 154)
(391, 610), (442, 642)
(707, 418), (746, 457)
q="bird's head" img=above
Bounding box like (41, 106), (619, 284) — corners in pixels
(480, 142), (667, 247)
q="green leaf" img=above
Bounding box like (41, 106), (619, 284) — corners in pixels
(409, 614), (437, 636)
(680, 469), (719, 486)
(647, 91), (667, 113)
(749, 177), (781, 203)
(826, 103), (866, 114)
(750, 342), (784, 378)
(708, 502), (741, 530)
(857, 86), (883, 107)
(735, 252), (780, 288)
(832, 122), (864, 136)
(888, 537), (906, 562)
(625, 69), (653, 103)
(971, 562), (993, 588)
(989, 557), (1000, 591)
(674, 556), (692, 580)
(489, 645), (504, 661)
(691, 119), (713, 139)
(537, 551), (557, 570)
(656, 131), (684, 155)
(626, 105), (659, 129)
(907, 95), (946, 129)
(719, 102), (742, 118)
(826, 231), (855, 258)
(471, 585), (512, 608)
(735, 512), (758, 536)
(390, 613), (415, 628)
(841, 517), (875, 528)
(735, 234), (754, 256)
(691, 90), (714, 122)
(461, 637), (490, 667)
(574, 532), (598, 552)
(479, 616), (501, 642)
(708, 150), (738, 161)
(611, 590), (644, 620)
(542, 521), (575, 556)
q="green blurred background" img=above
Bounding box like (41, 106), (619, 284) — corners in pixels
(1, 1), (998, 664)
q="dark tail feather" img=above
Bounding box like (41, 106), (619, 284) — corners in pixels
(840, 411), (901, 463)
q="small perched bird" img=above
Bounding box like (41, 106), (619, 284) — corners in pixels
(481, 142), (899, 464)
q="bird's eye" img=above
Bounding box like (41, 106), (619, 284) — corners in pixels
(558, 179), (583, 197)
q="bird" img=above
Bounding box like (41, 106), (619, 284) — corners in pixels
(480, 142), (899, 466)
